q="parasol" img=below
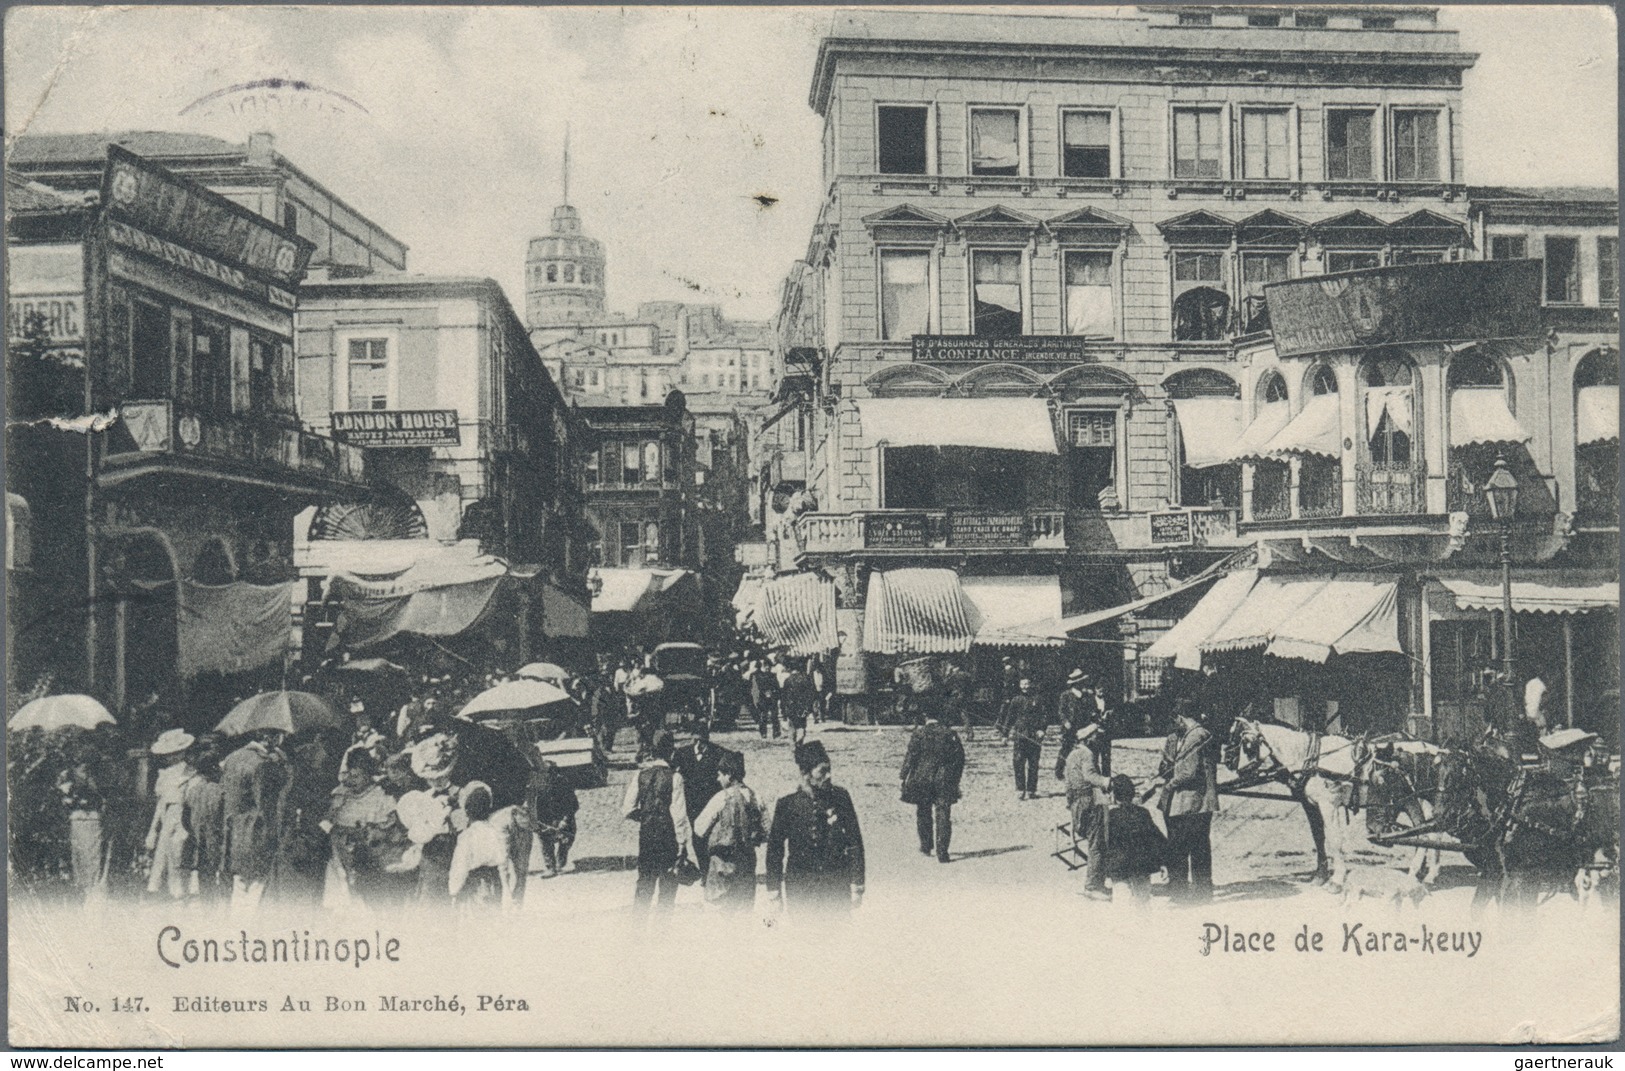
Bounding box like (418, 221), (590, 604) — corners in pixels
(516, 662), (570, 685)
(9, 694), (115, 732)
(216, 691), (344, 736)
(328, 658), (407, 676)
(623, 673), (665, 696)
(457, 679), (574, 720)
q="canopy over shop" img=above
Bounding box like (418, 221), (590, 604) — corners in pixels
(588, 566), (701, 646)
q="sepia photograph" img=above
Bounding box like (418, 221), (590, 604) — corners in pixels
(3, 2), (1620, 1049)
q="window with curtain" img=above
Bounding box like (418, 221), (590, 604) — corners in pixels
(583, 447), (600, 487)
(1064, 251), (1114, 337)
(1067, 411), (1118, 509)
(972, 250), (1023, 337)
(1392, 110), (1441, 182)
(1364, 358), (1414, 467)
(643, 441), (661, 484)
(1172, 251), (1229, 340)
(346, 338), (390, 410)
(1241, 109), (1291, 179)
(619, 521), (643, 567)
(1240, 251), (1290, 332)
(970, 107), (1021, 176)
(621, 442), (641, 485)
(1326, 109), (1375, 180)
(1173, 107), (1223, 179)
(1062, 110), (1111, 178)
(880, 250), (932, 340)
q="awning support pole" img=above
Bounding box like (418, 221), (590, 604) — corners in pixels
(1562, 615), (1575, 729)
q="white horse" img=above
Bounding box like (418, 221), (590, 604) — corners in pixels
(1228, 718), (1439, 892)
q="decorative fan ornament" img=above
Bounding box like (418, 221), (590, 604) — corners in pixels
(309, 499), (429, 541)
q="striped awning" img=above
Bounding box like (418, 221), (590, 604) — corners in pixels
(758, 572), (839, 656)
(1436, 574), (1619, 615)
(1198, 575), (1401, 662)
(1144, 569), (1259, 670)
(862, 568), (975, 654)
(732, 575), (766, 626)
(960, 575), (1065, 648)
(1577, 386), (1619, 446)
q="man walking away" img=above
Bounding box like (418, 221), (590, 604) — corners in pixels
(1003, 678), (1045, 799)
(899, 709), (965, 863)
(780, 663), (818, 745)
(622, 730), (696, 912)
(940, 660), (975, 742)
(1153, 698), (1218, 903)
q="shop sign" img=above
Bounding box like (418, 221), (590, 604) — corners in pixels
(1266, 260), (1543, 358)
(913, 335), (1097, 363)
(101, 144), (314, 286)
(1149, 509), (1194, 546)
(864, 513), (927, 549)
(947, 510), (1027, 548)
(330, 410), (461, 448)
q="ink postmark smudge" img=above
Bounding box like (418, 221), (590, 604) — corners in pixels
(180, 78), (369, 118)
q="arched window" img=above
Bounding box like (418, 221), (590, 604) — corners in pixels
(1259, 371), (1289, 405)
(1574, 347), (1620, 522)
(546, 264), (557, 283)
(564, 264), (576, 283)
(1358, 352), (1421, 513)
(1310, 364), (1338, 396)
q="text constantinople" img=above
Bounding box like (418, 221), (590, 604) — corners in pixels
(156, 927), (403, 970)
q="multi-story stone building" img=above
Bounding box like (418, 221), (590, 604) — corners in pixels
(762, 6), (1618, 731)
(5, 148), (368, 728)
(292, 271), (593, 664)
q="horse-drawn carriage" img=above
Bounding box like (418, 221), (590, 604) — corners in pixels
(650, 642), (709, 730)
(1223, 712), (1619, 901)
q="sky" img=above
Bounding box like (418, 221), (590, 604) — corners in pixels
(6, 5), (1618, 323)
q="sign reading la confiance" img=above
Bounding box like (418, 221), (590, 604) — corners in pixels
(330, 410), (460, 448)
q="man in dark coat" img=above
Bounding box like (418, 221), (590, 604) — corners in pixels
(766, 741), (865, 914)
(1055, 669), (1107, 779)
(672, 725), (724, 875)
(1001, 677), (1046, 800)
(899, 712), (966, 863)
(221, 729), (289, 911)
(780, 665), (818, 745)
(1153, 699), (1219, 903)
(1101, 774), (1167, 902)
(939, 661), (975, 742)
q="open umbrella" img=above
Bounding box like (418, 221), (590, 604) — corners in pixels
(623, 673), (665, 697)
(457, 679), (573, 720)
(216, 691), (344, 736)
(516, 661), (570, 685)
(9, 694), (114, 732)
(327, 658), (407, 676)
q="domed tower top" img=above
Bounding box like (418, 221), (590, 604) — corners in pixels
(525, 127), (607, 329)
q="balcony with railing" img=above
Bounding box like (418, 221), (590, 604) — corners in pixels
(1356, 463), (1425, 515)
(105, 399), (367, 491)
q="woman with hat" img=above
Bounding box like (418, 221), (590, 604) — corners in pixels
(766, 741), (866, 915)
(396, 732), (462, 903)
(144, 729), (197, 900)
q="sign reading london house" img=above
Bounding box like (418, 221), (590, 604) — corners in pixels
(330, 410), (461, 448)
(1265, 260), (1544, 359)
(913, 336), (1099, 363)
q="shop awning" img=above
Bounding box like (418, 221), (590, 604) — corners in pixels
(1172, 399), (1243, 469)
(178, 580), (296, 678)
(1265, 394), (1341, 458)
(960, 575), (1065, 647)
(863, 568), (975, 654)
(855, 398), (1060, 455)
(541, 580), (590, 638)
(1435, 574), (1620, 615)
(1224, 401), (1292, 462)
(1144, 569), (1259, 670)
(758, 572), (839, 655)
(590, 568), (698, 615)
(1265, 576), (1402, 663)
(333, 574), (506, 649)
(1450, 388), (1530, 446)
(1199, 576), (1334, 654)
(1576, 386), (1619, 445)
(732, 575), (766, 625)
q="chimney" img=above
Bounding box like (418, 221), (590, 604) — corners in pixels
(247, 131), (276, 166)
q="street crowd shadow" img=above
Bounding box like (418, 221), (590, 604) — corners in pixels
(951, 844), (1031, 861)
(571, 854), (640, 874)
(1210, 877), (1303, 901)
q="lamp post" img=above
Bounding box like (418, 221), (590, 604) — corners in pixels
(1483, 453), (1520, 683)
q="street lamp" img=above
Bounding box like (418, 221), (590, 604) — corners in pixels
(1483, 453), (1520, 682)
